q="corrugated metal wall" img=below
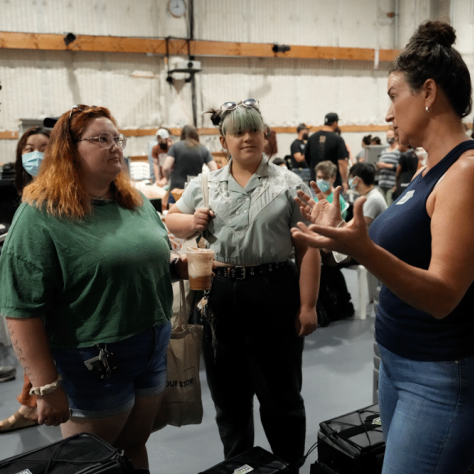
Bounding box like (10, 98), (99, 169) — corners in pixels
(0, 0), (473, 163)
(0, 0), (394, 47)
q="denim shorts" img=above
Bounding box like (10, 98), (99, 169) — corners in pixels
(51, 321), (171, 419)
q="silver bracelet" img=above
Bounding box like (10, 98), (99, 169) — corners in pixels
(29, 374), (63, 396)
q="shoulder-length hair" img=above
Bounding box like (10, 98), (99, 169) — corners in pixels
(14, 127), (51, 196)
(23, 105), (142, 219)
(180, 124), (200, 147)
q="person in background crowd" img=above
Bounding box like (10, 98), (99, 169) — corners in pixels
(151, 128), (172, 187)
(376, 128), (400, 204)
(290, 123), (309, 169)
(0, 126), (52, 434)
(166, 99), (320, 473)
(371, 136), (382, 145)
(147, 127), (173, 182)
(392, 145), (420, 200)
(305, 112), (349, 191)
(0, 105), (189, 469)
(348, 163), (387, 227)
(314, 161), (348, 220)
(356, 135), (373, 162)
(163, 124), (217, 204)
(13, 127), (50, 197)
(335, 126), (356, 166)
(292, 20), (474, 474)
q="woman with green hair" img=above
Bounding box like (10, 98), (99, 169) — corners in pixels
(166, 99), (320, 472)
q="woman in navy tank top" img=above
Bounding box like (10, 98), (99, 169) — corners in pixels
(292, 21), (474, 474)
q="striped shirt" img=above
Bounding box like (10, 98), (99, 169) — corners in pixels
(378, 147), (401, 189)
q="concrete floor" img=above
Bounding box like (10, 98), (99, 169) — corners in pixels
(0, 268), (377, 473)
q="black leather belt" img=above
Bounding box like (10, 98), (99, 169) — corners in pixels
(214, 261), (289, 280)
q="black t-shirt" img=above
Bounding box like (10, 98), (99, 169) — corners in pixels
(304, 131), (348, 184)
(168, 141), (213, 190)
(290, 139), (308, 169)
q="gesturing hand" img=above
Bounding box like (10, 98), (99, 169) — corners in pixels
(291, 196), (373, 261)
(295, 182), (343, 228)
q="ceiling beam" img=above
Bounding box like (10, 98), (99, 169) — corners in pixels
(0, 32), (399, 62)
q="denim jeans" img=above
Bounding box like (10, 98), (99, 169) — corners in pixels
(378, 344), (474, 474)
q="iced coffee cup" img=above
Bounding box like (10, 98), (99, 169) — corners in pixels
(185, 247), (215, 290)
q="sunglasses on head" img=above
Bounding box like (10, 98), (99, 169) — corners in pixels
(220, 99), (259, 112)
(69, 104), (98, 122)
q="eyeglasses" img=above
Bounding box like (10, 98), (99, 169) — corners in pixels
(220, 99), (259, 112)
(77, 132), (127, 150)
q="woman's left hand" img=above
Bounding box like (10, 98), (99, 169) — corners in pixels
(296, 306), (317, 336)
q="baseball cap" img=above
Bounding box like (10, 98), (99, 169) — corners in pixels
(43, 116), (60, 128)
(324, 113), (339, 125)
(156, 128), (170, 139)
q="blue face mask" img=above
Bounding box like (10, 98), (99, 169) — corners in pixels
(316, 179), (331, 193)
(348, 177), (358, 189)
(22, 151), (44, 177)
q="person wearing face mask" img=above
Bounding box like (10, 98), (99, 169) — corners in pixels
(1, 127), (51, 434)
(348, 163), (387, 227)
(313, 161), (348, 220)
(376, 128), (401, 205)
(290, 123), (309, 169)
(151, 128), (173, 187)
(14, 127), (50, 196)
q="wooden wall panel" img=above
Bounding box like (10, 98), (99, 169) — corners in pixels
(0, 32), (399, 62)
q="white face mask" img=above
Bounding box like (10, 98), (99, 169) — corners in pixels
(316, 179), (331, 193)
(22, 151), (44, 177)
(348, 177), (358, 189)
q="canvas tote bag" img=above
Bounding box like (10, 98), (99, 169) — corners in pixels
(153, 279), (204, 430)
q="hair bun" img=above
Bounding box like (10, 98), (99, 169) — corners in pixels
(416, 20), (456, 48)
(205, 107), (222, 127)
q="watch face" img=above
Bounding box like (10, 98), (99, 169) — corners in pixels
(168, 0), (186, 17)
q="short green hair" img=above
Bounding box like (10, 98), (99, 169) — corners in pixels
(220, 105), (264, 136)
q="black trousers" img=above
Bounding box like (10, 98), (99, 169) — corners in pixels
(203, 262), (306, 467)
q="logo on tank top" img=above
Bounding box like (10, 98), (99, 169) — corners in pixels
(396, 190), (415, 205)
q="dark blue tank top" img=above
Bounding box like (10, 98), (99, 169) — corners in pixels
(369, 140), (474, 361)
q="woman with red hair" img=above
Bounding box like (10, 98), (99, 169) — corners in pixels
(0, 105), (187, 469)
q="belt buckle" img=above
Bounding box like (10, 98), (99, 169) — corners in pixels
(233, 266), (246, 280)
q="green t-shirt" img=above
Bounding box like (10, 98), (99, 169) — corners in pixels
(314, 192), (349, 220)
(0, 198), (172, 349)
